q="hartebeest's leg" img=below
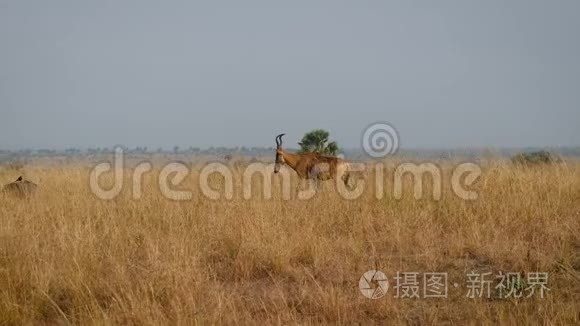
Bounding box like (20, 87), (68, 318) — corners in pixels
(308, 170), (323, 191)
(342, 173), (351, 187)
(297, 177), (317, 200)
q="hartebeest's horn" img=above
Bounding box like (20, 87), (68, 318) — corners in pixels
(276, 133), (285, 148)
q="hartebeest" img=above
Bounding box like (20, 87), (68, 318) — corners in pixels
(274, 133), (351, 186)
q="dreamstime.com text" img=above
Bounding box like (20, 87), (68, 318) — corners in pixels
(88, 147), (481, 201)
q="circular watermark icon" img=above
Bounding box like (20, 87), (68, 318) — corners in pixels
(359, 270), (389, 299)
(362, 122), (399, 158)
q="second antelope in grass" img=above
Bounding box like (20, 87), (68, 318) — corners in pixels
(2, 176), (37, 199)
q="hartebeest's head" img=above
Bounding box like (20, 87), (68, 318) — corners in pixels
(274, 133), (286, 173)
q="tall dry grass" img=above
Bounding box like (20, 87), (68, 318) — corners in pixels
(0, 160), (579, 325)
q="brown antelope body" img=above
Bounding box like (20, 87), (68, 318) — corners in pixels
(2, 176), (37, 199)
(274, 134), (351, 185)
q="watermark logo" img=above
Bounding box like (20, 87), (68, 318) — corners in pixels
(362, 122), (399, 158)
(359, 270), (549, 300)
(359, 270), (389, 299)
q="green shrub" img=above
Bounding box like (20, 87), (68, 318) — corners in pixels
(511, 150), (556, 166)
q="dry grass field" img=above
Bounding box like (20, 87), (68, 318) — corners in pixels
(1, 159), (579, 325)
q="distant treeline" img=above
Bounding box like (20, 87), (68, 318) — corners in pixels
(0, 146), (277, 156)
(1, 146), (579, 161)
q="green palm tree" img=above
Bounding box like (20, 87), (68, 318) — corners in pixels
(298, 129), (339, 156)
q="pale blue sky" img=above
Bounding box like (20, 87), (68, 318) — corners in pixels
(1, 0), (579, 150)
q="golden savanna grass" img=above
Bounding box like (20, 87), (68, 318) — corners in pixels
(1, 159), (579, 325)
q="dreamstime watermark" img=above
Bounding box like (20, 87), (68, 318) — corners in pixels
(89, 122), (481, 201)
(358, 270), (550, 300)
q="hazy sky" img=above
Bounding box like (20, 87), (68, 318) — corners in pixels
(1, 0), (579, 150)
